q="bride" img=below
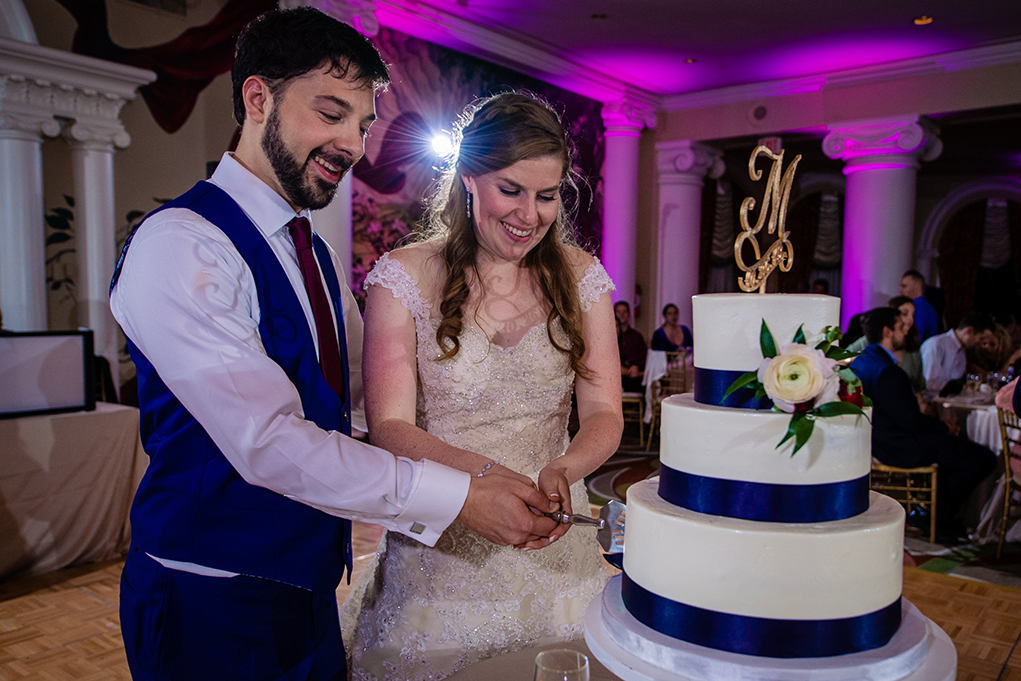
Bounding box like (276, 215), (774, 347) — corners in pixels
(341, 92), (623, 680)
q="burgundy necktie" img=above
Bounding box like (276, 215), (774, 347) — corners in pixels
(288, 216), (345, 401)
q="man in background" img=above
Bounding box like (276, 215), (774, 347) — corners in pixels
(852, 307), (997, 542)
(900, 270), (940, 342)
(921, 311), (995, 393)
(615, 300), (646, 393)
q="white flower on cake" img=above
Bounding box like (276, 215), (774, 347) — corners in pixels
(726, 321), (870, 455)
(757, 344), (839, 413)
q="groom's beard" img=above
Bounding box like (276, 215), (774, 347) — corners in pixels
(261, 106), (353, 211)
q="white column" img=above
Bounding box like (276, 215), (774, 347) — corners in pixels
(0, 77), (59, 330)
(655, 140), (724, 331)
(823, 115), (942, 328)
(601, 100), (655, 309)
(311, 171), (353, 286)
(64, 118), (131, 379)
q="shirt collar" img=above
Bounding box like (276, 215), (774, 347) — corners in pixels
(208, 152), (312, 238)
(946, 329), (963, 350)
(879, 344), (900, 364)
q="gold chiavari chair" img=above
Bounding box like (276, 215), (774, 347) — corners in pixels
(870, 459), (938, 543)
(996, 407), (1021, 558)
(622, 392), (645, 447)
(646, 349), (689, 451)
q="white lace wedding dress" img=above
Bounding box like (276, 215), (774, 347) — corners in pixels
(341, 252), (613, 681)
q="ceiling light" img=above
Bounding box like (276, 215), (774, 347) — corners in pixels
(685, 58), (697, 64)
(591, 13), (607, 19)
(913, 15), (934, 25)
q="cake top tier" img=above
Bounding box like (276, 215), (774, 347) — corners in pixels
(692, 293), (840, 373)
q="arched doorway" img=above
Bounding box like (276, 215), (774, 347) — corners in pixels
(919, 179), (1021, 327)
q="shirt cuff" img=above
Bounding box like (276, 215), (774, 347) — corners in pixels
(392, 459), (470, 547)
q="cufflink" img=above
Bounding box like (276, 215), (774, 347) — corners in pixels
(410, 522), (425, 535)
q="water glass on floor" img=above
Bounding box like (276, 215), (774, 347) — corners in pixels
(534, 648), (589, 681)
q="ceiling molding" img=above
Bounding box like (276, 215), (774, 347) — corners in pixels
(373, 0), (659, 109)
(0, 36), (155, 99)
(663, 40), (1021, 112)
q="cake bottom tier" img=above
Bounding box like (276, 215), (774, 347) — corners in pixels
(623, 479), (905, 656)
(586, 575), (957, 681)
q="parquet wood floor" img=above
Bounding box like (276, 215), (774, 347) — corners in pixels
(2, 522), (1020, 680)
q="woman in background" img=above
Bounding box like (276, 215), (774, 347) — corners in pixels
(650, 302), (692, 351)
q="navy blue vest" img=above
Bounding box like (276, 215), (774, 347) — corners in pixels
(112, 182), (352, 592)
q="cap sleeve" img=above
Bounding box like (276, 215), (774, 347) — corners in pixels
(576, 257), (616, 312)
(364, 252), (432, 336)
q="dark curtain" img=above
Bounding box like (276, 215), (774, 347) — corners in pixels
(1011, 202), (1021, 296)
(937, 201), (986, 329)
(57, 0), (278, 133)
(778, 192), (822, 293)
(698, 179), (717, 294)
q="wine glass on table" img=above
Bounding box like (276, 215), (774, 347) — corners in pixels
(534, 648), (590, 681)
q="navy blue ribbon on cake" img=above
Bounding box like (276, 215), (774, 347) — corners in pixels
(621, 572), (901, 658)
(694, 367), (771, 409)
(659, 464), (870, 523)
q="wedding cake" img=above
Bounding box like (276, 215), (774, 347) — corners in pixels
(585, 293), (957, 681)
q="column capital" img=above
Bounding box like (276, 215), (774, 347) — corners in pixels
(0, 75), (61, 137)
(602, 98), (656, 137)
(299, 0), (379, 36)
(822, 115), (942, 171)
(62, 118), (131, 149)
(656, 140), (725, 181)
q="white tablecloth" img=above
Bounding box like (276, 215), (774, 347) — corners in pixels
(0, 402), (148, 581)
(640, 350), (694, 423)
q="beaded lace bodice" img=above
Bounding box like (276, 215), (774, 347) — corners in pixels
(341, 251), (614, 681)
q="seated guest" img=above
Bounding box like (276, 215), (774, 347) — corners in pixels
(969, 322), (1021, 382)
(920, 311), (995, 393)
(615, 301), (646, 393)
(650, 303), (692, 351)
(846, 297), (923, 391)
(851, 307), (997, 542)
(843, 312), (866, 347)
(997, 376), (1021, 415)
(900, 270), (939, 343)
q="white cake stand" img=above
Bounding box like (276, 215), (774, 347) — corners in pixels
(585, 575), (957, 681)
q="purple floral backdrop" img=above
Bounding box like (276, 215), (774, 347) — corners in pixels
(349, 27), (605, 307)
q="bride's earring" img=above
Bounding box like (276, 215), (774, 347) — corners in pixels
(465, 189), (473, 222)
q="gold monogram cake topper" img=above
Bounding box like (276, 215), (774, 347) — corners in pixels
(734, 145), (802, 293)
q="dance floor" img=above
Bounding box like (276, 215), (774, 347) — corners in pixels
(2, 518), (1021, 680)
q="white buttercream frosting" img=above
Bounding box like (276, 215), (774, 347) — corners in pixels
(692, 293), (840, 372)
(660, 393), (871, 484)
(623, 481), (905, 621)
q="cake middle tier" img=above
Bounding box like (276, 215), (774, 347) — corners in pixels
(660, 394), (872, 523)
(623, 480), (905, 622)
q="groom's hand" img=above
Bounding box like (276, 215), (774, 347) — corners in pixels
(457, 475), (558, 546)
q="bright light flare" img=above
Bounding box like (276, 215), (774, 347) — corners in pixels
(431, 133), (454, 157)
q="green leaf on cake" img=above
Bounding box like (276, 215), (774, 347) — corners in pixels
(723, 370), (759, 399)
(838, 367), (859, 383)
(777, 414), (801, 449)
(814, 401), (865, 418)
(792, 415), (816, 456)
(792, 324), (806, 345)
(760, 320), (778, 358)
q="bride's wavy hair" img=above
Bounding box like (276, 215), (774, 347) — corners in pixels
(416, 91), (591, 378)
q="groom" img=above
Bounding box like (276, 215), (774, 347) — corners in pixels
(110, 8), (558, 680)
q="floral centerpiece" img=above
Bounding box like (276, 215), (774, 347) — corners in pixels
(724, 321), (871, 455)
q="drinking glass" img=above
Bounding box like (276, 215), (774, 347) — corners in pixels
(533, 648), (590, 681)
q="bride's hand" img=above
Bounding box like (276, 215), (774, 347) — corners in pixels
(512, 465), (573, 550)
